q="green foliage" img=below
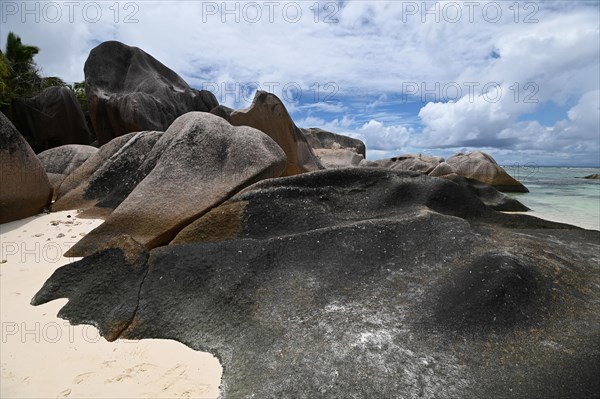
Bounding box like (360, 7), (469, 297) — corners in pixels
(70, 81), (88, 112)
(0, 32), (67, 111)
(0, 52), (11, 107)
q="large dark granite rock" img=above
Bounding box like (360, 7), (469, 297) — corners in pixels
(84, 41), (218, 145)
(37, 144), (98, 199)
(65, 112), (286, 256)
(302, 127), (366, 156)
(53, 132), (139, 211)
(0, 112), (51, 223)
(361, 153), (444, 174)
(439, 175), (529, 212)
(444, 151), (529, 192)
(230, 91), (323, 176)
(33, 169), (598, 398)
(210, 105), (233, 123)
(53, 131), (163, 219)
(11, 86), (92, 152)
(302, 127), (366, 169)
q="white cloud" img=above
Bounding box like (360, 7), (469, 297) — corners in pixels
(356, 120), (412, 151)
(1, 0), (598, 165)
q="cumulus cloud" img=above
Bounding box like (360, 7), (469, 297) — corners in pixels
(1, 0), (598, 165)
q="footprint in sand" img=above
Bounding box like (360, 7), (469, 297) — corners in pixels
(74, 372), (95, 384)
(105, 363), (155, 383)
(161, 364), (188, 391)
(57, 388), (72, 397)
(101, 360), (116, 368)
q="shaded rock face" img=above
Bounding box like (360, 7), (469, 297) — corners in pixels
(230, 91), (323, 176)
(440, 175), (529, 212)
(84, 41), (218, 145)
(33, 168), (599, 399)
(210, 104), (233, 123)
(446, 151), (528, 192)
(361, 153), (444, 174)
(0, 112), (51, 223)
(429, 161), (456, 177)
(312, 148), (364, 169)
(302, 127), (366, 156)
(37, 145), (98, 199)
(302, 128), (366, 168)
(65, 112), (286, 256)
(53, 132), (139, 210)
(172, 169), (496, 244)
(53, 131), (163, 219)
(12, 86), (92, 153)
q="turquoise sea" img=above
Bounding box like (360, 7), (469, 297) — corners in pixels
(503, 166), (600, 231)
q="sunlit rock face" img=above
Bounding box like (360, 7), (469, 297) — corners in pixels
(34, 168), (599, 399)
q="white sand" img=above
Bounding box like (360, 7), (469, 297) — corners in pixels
(0, 210), (222, 398)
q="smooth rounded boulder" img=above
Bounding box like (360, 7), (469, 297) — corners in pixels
(230, 91), (323, 176)
(445, 151), (528, 192)
(302, 128), (366, 168)
(0, 112), (52, 223)
(440, 175), (529, 212)
(53, 131), (163, 219)
(360, 153), (443, 174)
(35, 168), (598, 399)
(65, 112), (286, 256)
(84, 41), (218, 145)
(302, 127), (366, 156)
(11, 86), (92, 153)
(53, 132), (138, 205)
(37, 144), (98, 198)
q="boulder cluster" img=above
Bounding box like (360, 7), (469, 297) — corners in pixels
(2, 41), (598, 398)
(2, 41), (528, 225)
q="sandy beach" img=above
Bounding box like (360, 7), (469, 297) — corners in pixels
(0, 210), (222, 398)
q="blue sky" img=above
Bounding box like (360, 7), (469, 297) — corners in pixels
(2, 0), (599, 166)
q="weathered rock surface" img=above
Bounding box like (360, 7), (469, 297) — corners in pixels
(11, 86), (92, 153)
(429, 161), (456, 177)
(37, 145), (98, 198)
(0, 112), (51, 223)
(446, 151), (528, 192)
(210, 105), (233, 123)
(439, 175), (529, 212)
(53, 132), (138, 210)
(361, 153), (444, 174)
(312, 148), (364, 168)
(33, 169), (598, 399)
(230, 91), (323, 176)
(53, 131), (162, 219)
(84, 41), (218, 145)
(65, 112), (286, 256)
(583, 173), (600, 179)
(302, 127), (366, 156)
(302, 128), (366, 168)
